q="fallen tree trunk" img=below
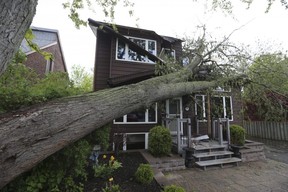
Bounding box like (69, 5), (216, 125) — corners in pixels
(0, 68), (222, 188)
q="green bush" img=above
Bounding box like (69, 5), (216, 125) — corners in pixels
(230, 124), (246, 146)
(148, 126), (172, 157)
(163, 185), (186, 192)
(135, 164), (154, 185)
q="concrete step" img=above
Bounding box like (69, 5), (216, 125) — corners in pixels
(193, 144), (226, 152)
(193, 151), (233, 160)
(159, 165), (186, 172)
(196, 157), (241, 170)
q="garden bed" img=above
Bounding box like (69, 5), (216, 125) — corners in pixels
(84, 151), (162, 192)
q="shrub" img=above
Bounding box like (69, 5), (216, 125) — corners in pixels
(163, 185), (186, 192)
(230, 124), (246, 146)
(135, 164), (154, 185)
(148, 126), (172, 157)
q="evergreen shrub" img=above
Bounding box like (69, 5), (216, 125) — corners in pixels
(148, 126), (172, 157)
(230, 124), (246, 146)
(163, 184), (186, 192)
(135, 164), (154, 185)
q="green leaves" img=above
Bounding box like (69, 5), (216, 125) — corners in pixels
(25, 29), (53, 61)
(244, 53), (288, 121)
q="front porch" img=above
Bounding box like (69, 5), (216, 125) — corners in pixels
(163, 116), (265, 170)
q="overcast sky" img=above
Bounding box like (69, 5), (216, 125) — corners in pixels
(32, 0), (288, 73)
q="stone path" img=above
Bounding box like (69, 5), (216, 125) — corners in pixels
(162, 159), (288, 192)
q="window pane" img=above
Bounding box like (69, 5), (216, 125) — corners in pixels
(117, 40), (126, 59)
(212, 97), (224, 118)
(130, 38), (146, 49)
(148, 41), (156, 55)
(127, 109), (146, 122)
(169, 99), (180, 115)
(195, 95), (205, 120)
(115, 116), (124, 122)
(148, 104), (156, 122)
(164, 49), (175, 59)
(225, 97), (232, 119)
(128, 49), (146, 62)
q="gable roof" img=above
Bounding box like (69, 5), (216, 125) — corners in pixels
(20, 26), (67, 72)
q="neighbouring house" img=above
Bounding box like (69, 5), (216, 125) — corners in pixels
(88, 19), (243, 153)
(20, 26), (67, 77)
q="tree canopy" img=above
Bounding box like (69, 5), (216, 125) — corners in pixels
(244, 53), (288, 121)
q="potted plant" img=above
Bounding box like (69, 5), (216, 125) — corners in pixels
(229, 124), (246, 157)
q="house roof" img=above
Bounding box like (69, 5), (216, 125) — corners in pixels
(20, 26), (67, 72)
(88, 19), (169, 64)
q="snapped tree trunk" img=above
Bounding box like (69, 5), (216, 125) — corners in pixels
(0, 0), (37, 76)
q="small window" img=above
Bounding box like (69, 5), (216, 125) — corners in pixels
(161, 48), (176, 60)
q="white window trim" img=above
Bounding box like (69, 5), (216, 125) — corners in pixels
(116, 36), (157, 64)
(160, 48), (176, 60)
(113, 104), (157, 124)
(119, 132), (149, 151)
(195, 95), (233, 122)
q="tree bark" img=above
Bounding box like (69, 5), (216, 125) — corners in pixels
(0, 0), (37, 76)
(0, 70), (221, 188)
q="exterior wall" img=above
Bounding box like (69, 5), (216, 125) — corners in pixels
(24, 43), (66, 77)
(93, 27), (183, 91)
(93, 31), (112, 90)
(91, 25), (192, 150)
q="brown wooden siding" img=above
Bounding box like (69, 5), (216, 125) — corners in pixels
(93, 31), (112, 91)
(112, 123), (158, 134)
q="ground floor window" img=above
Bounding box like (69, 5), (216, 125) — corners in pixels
(195, 94), (233, 121)
(114, 103), (157, 124)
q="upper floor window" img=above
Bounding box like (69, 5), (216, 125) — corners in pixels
(116, 37), (156, 63)
(161, 48), (176, 60)
(114, 103), (157, 124)
(195, 95), (233, 121)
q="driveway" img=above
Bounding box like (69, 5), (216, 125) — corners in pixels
(249, 137), (288, 164)
(159, 138), (288, 192)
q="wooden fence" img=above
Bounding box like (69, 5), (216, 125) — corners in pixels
(243, 121), (288, 141)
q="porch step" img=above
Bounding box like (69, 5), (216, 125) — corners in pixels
(196, 157), (241, 170)
(193, 144), (226, 153)
(193, 151), (233, 160)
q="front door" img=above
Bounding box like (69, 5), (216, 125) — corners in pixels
(165, 98), (183, 135)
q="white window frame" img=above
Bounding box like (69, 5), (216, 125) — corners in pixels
(116, 36), (157, 64)
(113, 104), (157, 124)
(195, 95), (233, 121)
(121, 132), (149, 151)
(161, 48), (176, 60)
